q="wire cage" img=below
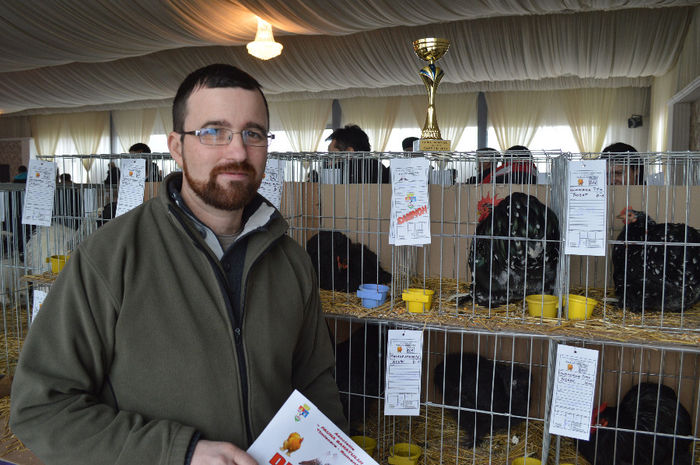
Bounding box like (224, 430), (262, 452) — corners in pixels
(0, 150), (698, 463)
(0, 152), (176, 377)
(290, 150), (700, 343)
(326, 315), (700, 465)
(326, 316), (551, 465)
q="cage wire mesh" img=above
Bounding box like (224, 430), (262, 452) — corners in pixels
(325, 316), (700, 465)
(0, 150), (698, 464)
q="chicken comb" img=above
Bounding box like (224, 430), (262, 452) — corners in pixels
(477, 194), (501, 222)
(589, 402), (608, 433)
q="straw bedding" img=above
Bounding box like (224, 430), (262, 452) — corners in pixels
(355, 403), (585, 465)
(322, 277), (700, 347)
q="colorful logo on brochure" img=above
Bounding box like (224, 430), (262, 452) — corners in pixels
(294, 403), (311, 422)
(405, 192), (417, 209)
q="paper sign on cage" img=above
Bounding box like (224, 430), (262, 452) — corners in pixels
(565, 160), (607, 256)
(259, 158), (285, 210)
(115, 159), (146, 217)
(389, 157), (431, 246)
(384, 329), (423, 416)
(549, 344), (599, 440)
(21, 159), (57, 227)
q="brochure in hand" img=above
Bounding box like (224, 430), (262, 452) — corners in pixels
(247, 390), (379, 465)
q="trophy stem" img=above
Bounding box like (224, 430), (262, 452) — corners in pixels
(422, 104), (441, 140)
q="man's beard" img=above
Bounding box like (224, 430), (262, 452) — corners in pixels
(183, 157), (261, 211)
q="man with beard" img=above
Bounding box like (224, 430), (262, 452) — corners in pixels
(10, 64), (346, 465)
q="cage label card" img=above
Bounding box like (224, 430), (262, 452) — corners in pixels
(549, 344), (599, 440)
(384, 329), (423, 416)
(115, 159), (146, 217)
(389, 158), (431, 246)
(247, 389), (379, 465)
(21, 159), (57, 227)
(565, 159), (607, 256)
(31, 289), (47, 323)
(259, 158), (285, 210)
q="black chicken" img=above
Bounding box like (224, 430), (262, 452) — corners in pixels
(433, 352), (531, 447)
(465, 193), (560, 307)
(306, 231), (392, 293)
(578, 382), (693, 465)
(612, 208), (700, 312)
(333, 323), (387, 434)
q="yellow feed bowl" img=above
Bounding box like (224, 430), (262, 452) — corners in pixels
(350, 435), (377, 457)
(512, 458), (542, 465)
(525, 294), (558, 318)
(48, 254), (70, 274)
(388, 443), (422, 465)
(567, 294), (598, 320)
(402, 288), (434, 313)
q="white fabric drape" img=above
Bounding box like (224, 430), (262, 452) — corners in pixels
(30, 114), (64, 156)
(2, 1), (692, 72)
(486, 91), (547, 150)
(113, 108), (157, 152)
(341, 97), (400, 151)
(602, 87), (650, 152)
(270, 100), (332, 151)
(0, 6), (692, 115)
(675, 6), (700, 94)
(649, 71), (676, 152)
(562, 88), (617, 152)
(408, 93), (478, 149)
(64, 112), (109, 155)
(157, 107), (173, 135)
(63, 111), (109, 181)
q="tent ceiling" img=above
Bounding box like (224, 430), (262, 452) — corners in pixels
(0, 0), (696, 115)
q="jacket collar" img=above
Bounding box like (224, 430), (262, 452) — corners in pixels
(160, 172), (282, 260)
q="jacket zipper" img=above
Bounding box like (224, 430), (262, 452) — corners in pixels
(168, 206), (254, 444)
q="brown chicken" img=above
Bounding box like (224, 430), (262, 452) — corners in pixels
(281, 432), (304, 456)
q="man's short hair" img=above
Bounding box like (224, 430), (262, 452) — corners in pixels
(476, 147), (500, 157)
(602, 142), (637, 154)
(327, 124), (371, 152)
(172, 64), (269, 133)
(402, 137), (419, 151)
(128, 143), (151, 153)
(505, 145), (532, 157)
(602, 142), (641, 163)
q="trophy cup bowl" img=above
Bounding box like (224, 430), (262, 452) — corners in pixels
(413, 38), (450, 63)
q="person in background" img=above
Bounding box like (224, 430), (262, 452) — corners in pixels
(58, 173), (72, 184)
(129, 142), (162, 182)
(602, 142), (643, 185)
(55, 171), (82, 229)
(483, 145), (538, 184)
(11, 63), (345, 465)
(402, 136), (419, 152)
(128, 142), (151, 154)
(12, 165), (27, 183)
(326, 124), (390, 183)
(466, 147), (500, 184)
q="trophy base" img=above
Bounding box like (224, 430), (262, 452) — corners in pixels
(413, 139), (452, 152)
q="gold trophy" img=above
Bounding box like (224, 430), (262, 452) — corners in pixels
(413, 37), (451, 151)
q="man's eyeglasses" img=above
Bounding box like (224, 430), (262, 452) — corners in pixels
(179, 127), (275, 147)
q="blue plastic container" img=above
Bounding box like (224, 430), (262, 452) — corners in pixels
(356, 284), (390, 308)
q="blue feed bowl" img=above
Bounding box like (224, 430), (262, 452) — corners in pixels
(356, 284), (390, 308)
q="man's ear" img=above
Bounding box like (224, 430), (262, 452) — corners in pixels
(167, 132), (184, 169)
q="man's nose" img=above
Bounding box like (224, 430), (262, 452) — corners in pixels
(223, 132), (248, 160)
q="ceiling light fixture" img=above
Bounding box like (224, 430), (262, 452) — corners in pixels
(247, 17), (283, 60)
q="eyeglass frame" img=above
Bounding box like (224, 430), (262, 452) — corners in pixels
(178, 127), (275, 147)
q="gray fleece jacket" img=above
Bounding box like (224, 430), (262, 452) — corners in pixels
(10, 172), (345, 464)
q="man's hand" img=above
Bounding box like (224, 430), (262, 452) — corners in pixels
(191, 440), (259, 465)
